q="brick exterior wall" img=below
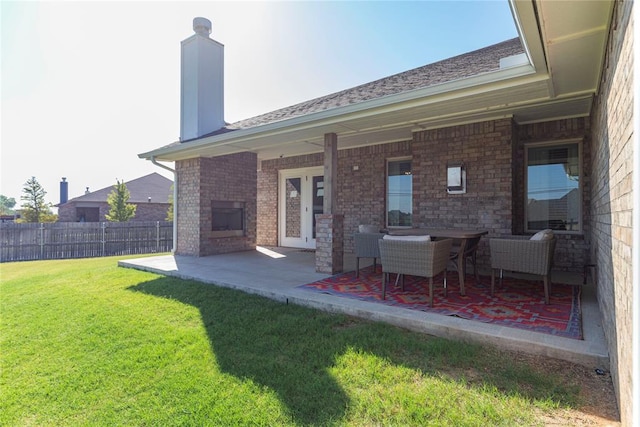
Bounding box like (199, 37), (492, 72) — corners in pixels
(256, 168), (278, 246)
(412, 119), (514, 268)
(257, 117), (589, 273)
(133, 203), (171, 221)
(338, 141), (412, 252)
(258, 143), (411, 251)
(57, 204), (81, 222)
(58, 202), (170, 222)
(590, 1), (633, 423)
(176, 152), (257, 256)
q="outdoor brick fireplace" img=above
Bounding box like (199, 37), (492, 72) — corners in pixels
(211, 200), (245, 237)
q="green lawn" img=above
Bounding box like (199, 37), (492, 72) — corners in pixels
(1, 255), (583, 426)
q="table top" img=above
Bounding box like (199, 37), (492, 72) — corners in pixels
(387, 228), (488, 239)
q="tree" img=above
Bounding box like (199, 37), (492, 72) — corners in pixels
(105, 179), (136, 222)
(19, 176), (55, 223)
(165, 184), (174, 221)
(0, 195), (16, 215)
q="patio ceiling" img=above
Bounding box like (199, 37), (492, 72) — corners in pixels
(141, 0), (613, 163)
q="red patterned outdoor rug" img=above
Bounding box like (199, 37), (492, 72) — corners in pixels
(298, 266), (583, 340)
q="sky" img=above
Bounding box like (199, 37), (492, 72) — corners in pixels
(1, 1), (517, 209)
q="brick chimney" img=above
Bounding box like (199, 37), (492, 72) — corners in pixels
(180, 17), (225, 142)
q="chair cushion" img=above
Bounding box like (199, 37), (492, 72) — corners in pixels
(530, 229), (554, 241)
(358, 224), (379, 233)
(383, 234), (431, 242)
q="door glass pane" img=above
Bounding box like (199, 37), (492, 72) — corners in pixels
(387, 160), (412, 227)
(312, 175), (324, 239)
(526, 143), (580, 231)
(285, 178), (301, 238)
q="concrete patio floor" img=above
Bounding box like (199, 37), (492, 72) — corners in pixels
(119, 246), (609, 369)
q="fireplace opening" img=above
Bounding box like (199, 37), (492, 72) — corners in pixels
(211, 201), (245, 237)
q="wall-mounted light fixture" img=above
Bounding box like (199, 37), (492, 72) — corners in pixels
(447, 162), (466, 194)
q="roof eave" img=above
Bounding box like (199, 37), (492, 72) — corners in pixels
(139, 63), (536, 162)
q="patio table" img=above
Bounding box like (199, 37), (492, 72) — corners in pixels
(386, 228), (488, 296)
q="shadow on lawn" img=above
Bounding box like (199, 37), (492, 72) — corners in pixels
(131, 277), (352, 423)
(129, 276), (578, 425)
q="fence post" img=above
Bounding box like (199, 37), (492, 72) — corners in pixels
(101, 222), (106, 257)
(40, 222), (45, 260)
(156, 221), (160, 253)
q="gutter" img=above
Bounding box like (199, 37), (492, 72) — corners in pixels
(633, 3), (639, 423)
(150, 156), (177, 254)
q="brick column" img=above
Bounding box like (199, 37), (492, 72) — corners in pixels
(315, 214), (343, 274)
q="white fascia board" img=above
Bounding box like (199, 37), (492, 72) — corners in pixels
(140, 63), (539, 161)
(509, 0), (548, 74)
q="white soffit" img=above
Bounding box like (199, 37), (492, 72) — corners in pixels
(511, 95), (594, 124)
(536, 0), (614, 96)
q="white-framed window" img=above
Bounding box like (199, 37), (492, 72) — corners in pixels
(387, 158), (412, 227)
(525, 140), (581, 233)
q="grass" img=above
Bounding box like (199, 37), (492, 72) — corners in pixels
(1, 255), (583, 426)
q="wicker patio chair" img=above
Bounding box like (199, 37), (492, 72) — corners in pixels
(354, 231), (386, 278)
(489, 234), (557, 304)
(378, 238), (453, 307)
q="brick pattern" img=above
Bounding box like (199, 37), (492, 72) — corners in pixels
(257, 168), (278, 246)
(176, 158), (202, 255)
(57, 204), (80, 222)
(412, 119), (514, 267)
(176, 153), (257, 256)
(131, 204), (171, 221)
(338, 141), (412, 252)
(590, 1), (633, 423)
(315, 214), (343, 274)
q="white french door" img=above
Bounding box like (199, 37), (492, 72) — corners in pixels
(279, 167), (324, 249)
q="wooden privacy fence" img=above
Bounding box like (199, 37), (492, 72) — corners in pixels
(0, 221), (173, 262)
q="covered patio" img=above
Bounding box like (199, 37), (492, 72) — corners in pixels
(119, 247), (608, 370)
(138, 1), (617, 292)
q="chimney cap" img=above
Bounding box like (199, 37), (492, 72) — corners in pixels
(193, 17), (212, 37)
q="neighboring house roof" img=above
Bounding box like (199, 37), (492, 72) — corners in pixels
(61, 173), (172, 205)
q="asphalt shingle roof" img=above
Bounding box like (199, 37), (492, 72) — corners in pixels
(64, 173), (172, 204)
